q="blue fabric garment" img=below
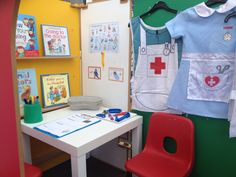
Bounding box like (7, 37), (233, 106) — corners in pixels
(166, 2), (236, 119)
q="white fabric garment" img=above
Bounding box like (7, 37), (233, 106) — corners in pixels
(187, 57), (234, 102)
(228, 50), (236, 137)
(131, 25), (179, 113)
(194, 0), (236, 17)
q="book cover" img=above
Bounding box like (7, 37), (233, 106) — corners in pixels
(41, 25), (71, 56)
(17, 69), (38, 115)
(40, 73), (71, 108)
(16, 14), (39, 57)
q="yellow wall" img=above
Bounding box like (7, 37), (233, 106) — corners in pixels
(17, 0), (81, 103)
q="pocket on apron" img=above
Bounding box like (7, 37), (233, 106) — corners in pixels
(187, 59), (234, 102)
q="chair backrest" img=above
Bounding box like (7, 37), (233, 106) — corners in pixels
(144, 112), (194, 169)
(24, 163), (42, 177)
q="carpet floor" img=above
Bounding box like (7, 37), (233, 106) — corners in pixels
(42, 157), (126, 177)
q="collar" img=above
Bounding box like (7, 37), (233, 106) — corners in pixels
(194, 0), (236, 17)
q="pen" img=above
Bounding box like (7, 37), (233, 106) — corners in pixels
(23, 98), (28, 104)
(35, 96), (39, 103)
(31, 96), (35, 104)
(108, 113), (114, 120)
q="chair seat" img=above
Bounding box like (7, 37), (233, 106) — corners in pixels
(125, 151), (189, 177)
(24, 163), (42, 177)
(125, 113), (194, 177)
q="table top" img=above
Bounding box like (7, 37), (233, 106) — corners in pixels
(21, 107), (143, 157)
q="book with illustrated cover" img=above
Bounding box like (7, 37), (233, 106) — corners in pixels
(41, 25), (70, 56)
(16, 14), (39, 57)
(40, 73), (71, 108)
(17, 68), (38, 115)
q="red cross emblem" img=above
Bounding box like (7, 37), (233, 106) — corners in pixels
(150, 57), (166, 75)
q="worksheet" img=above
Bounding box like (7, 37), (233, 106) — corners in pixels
(34, 113), (101, 138)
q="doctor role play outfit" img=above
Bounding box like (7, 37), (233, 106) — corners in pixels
(130, 17), (181, 113)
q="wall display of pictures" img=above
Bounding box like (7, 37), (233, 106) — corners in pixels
(108, 67), (124, 82)
(40, 73), (71, 108)
(89, 22), (119, 53)
(41, 25), (71, 56)
(88, 66), (101, 80)
(16, 14), (39, 57)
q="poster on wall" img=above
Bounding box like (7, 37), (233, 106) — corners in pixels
(89, 22), (119, 53)
(41, 25), (71, 56)
(108, 67), (124, 82)
(40, 73), (71, 108)
(17, 68), (38, 115)
(88, 66), (101, 80)
(16, 14), (39, 57)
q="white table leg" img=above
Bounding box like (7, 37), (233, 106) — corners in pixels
(132, 124), (142, 157)
(131, 125), (142, 177)
(71, 154), (87, 177)
(22, 133), (32, 163)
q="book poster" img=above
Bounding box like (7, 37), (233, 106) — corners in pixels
(89, 22), (119, 53)
(108, 67), (124, 82)
(41, 25), (70, 56)
(16, 14), (39, 57)
(41, 73), (70, 108)
(17, 69), (38, 115)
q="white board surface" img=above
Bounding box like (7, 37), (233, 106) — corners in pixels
(81, 0), (130, 111)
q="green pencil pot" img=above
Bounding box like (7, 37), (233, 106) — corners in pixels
(24, 103), (43, 123)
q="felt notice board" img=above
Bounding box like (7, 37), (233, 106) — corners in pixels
(132, 0), (236, 177)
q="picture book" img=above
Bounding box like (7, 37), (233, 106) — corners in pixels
(17, 68), (38, 115)
(16, 14), (39, 57)
(40, 73), (71, 108)
(41, 25), (70, 56)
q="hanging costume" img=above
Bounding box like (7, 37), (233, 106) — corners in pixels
(130, 17), (182, 113)
(229, 51), (236, 137)
(166, 1), (236, 119)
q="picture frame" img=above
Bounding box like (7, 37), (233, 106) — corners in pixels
(41, 24), (71, 56)
(40, 73), (71, 108)
(88, 66), (101, 80)
(108, 67), (124, 82)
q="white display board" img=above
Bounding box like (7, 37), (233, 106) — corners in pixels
(81, 0), (130, 111)
(81, 0), (131, 170)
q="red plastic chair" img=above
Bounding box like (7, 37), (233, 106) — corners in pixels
(24, 163), (42, 177)
(125, 112), (195, 177)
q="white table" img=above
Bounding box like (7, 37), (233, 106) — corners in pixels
(21, 107), (143, 177)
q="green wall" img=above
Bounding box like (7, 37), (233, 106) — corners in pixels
(132, 1), (236, 177)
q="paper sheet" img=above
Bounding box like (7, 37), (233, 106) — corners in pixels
(34, 113), (101, 138)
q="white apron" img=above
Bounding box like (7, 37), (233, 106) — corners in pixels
(131, 25), (179, 113)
